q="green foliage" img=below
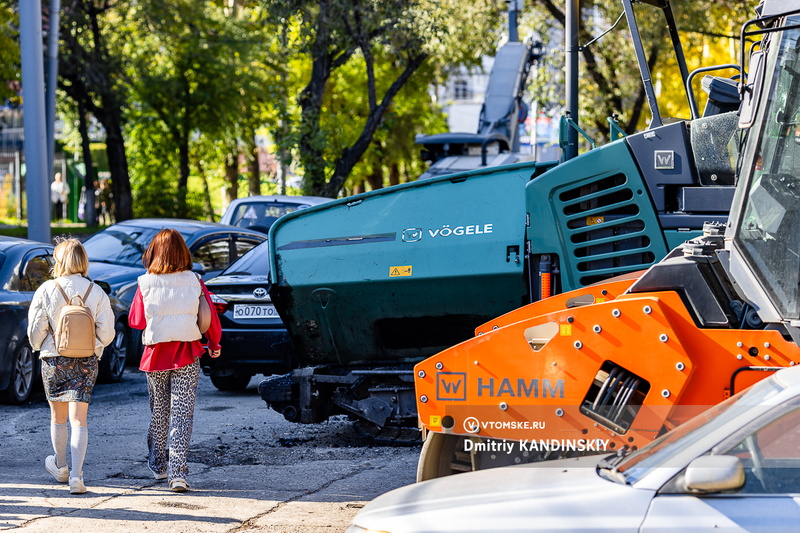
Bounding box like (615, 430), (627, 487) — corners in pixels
(0, 4), (19, 103)
(269, 0), (506, 196)
(54, 0), (757, 214)
(325, 55), (448, 192)
(521, 0), (751, 141)
(120, 0), (278, 215)
(126, 116), (180, 217)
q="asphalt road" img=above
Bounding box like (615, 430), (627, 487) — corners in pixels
(0, 370), (419, 532)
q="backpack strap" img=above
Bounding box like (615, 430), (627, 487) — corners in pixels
(82, 283), (94, 303)
(54, 280), (93, 305)
(54, 281), (71, 304)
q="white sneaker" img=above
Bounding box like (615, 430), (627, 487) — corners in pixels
(170, 478), (189, 493)
(69, 477), (86, 494)
(45, 455), (68, 483)
(149, 466), (167, 481)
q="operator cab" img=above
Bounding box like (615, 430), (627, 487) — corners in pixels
(729, 3), (800, 341)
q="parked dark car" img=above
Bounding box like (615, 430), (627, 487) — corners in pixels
(0, 237), (129, 403)
(84, 219), (267, 364)
(219, 195), (331, 234)
(203, 241), (292, 390)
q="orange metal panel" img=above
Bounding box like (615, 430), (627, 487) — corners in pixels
(416, 286), (800, 453)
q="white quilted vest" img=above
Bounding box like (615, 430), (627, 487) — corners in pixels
(138, 271), (203, 345)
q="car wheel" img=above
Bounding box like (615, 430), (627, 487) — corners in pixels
(210, 373), (253, 391)
(98, 322), (128, 384)
(1, 342), (35, 404)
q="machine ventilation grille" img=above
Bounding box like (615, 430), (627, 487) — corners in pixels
(557, 173), (657, 285)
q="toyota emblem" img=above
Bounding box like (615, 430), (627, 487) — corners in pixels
(252, 287), (268, 299)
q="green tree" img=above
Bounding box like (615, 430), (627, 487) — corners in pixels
(270, 0), (505, 198)
(327, 54), (447, 194)
(523, 0), (751, 141)
(59, 0), (134, 221)
(0, 3), (19, 103)
(124, 0), (277, 217)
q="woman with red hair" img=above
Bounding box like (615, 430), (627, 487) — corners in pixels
(129, 229), (221, 492)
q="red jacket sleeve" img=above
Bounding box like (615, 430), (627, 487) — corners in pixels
(128, 287), (146, 330)
(201, 280), (222, 351)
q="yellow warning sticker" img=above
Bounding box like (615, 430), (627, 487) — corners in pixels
(560, 324), (573, 336)
(429, 415), (441, 428)
(390, 265), (413, 277)
(596, 297), (606, 303)
(587, 216), (605, 226)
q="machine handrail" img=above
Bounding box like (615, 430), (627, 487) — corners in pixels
(686, 64), (741, 120)
(559, 114), (596, 161)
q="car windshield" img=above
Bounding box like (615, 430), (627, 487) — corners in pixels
(83, 226), (195, 267)
(227, 202), (304, 231)
(221, 240), (270, 276)
(613, 377), (786, 484)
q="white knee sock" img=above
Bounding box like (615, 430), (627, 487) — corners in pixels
(70, 426), (88, 479)
(50, 422), (68, 468)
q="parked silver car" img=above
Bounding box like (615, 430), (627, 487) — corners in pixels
(219, 195), (331, 234)
(348, 365), (800, 532)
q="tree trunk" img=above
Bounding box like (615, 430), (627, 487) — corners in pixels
(298, 52), (333, 195)
(225, 150), (239, 206)
(247, 139), (260, 196)
(297, 1), (355, 196)
(194, 160), (216, 222)
(77, 102), (97, 227)
(323, 53), (426, 198)
(389, 163), (400, 187)
(103, 118), (133, 221)
(366, 167), (383, 191)
(175, 137), (191, 218)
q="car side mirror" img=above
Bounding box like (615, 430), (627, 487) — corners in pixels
(192, 262), (206, 275)
(94, 280), (112, 295)
(684, 455), (745, 493)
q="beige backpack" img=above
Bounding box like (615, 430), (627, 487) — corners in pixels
(53, 282), (96, 357)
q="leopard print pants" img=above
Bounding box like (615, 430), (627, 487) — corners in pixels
(145, 360), (200, 482)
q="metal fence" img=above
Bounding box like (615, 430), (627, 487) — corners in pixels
(0, 150), (74, 221)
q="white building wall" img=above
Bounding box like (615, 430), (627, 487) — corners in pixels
(438, 55), (494, 134)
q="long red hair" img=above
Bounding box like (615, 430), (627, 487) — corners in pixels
(142, 229), (193, 274)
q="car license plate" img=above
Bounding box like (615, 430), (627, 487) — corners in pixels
(233, 304), (278, 319)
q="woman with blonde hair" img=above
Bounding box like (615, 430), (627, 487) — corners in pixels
(128, 228), (221, 492)
(28, 238), (114, 494)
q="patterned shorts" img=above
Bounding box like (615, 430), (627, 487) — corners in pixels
(41, 355), (99, 403)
